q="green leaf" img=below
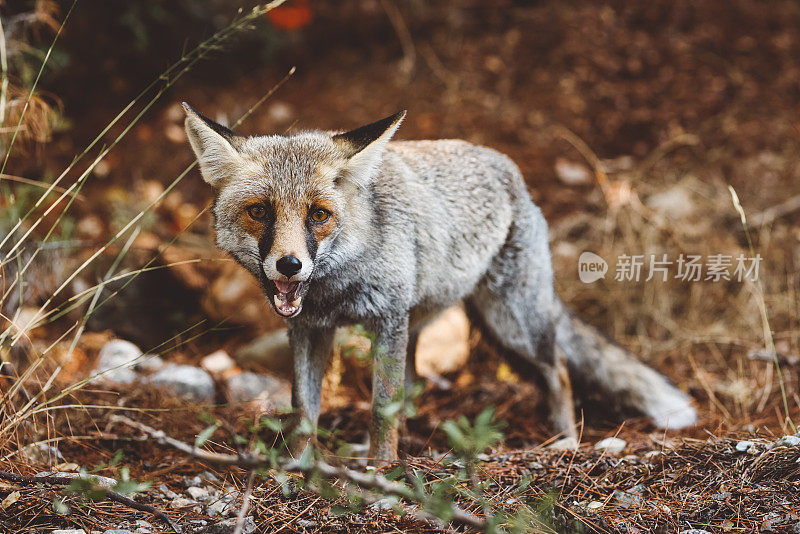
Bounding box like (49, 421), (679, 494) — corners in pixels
(109, 449), (124, 467)
(385, 465), (405, 481)
(329, 504), (352, 516)
(259, 416), (283, 433)
(52, 497), (69, 515)
(113, 478), (151, 496)
(195, 423), (220, 448)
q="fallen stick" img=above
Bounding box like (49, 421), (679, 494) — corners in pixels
(111, 415), (487, 531)
(0, 469), (181, 533)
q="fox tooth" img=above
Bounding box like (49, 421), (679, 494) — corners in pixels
(292, 297), (302, 307)
(273, 295), (282, 309)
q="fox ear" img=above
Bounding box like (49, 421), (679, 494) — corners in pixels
(183, 102), (244, 187)
(333, 110), (406, 184)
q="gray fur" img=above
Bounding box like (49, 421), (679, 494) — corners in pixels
(184, 107), (697, 462)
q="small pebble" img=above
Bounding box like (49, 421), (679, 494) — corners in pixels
(136, 354), (165, 373)
(95, 339), (142, 384)
(206, 498), (232, 517)
(776, 435), (800, 447)
(201, 350), (236, 374)
(595, 437), (626, 454)
(158, 483), (178, 499)
(170, 497), (200, 511)
(612, 487), (643, 507)
(547, 436), (578, 450)
(369, 497), (398, 511)
(149, 364), (215, 402)
(187, 486), (211, 501)
(200, 517), (256, 534)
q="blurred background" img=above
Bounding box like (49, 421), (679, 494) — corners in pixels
(2, 0), (800, 452)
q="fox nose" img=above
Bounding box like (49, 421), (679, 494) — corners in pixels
(276, 255), (302, 278)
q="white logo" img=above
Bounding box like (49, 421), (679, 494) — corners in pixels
(579, 251), (607, 283)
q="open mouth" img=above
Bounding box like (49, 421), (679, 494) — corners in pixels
(270, 280), (305, 317)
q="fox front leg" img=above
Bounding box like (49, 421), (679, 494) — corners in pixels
(287, 324), (334, 455)
(368, 316), (409, 463)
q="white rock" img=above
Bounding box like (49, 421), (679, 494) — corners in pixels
(149, 365), (215, 402)
(613, 485), (644, 507)
(158, 483), (178, 499)
(95, 339), (143, 384)
(368, 497), (398, 511)
(201, 350), (236, 374)
(186, 486), (211, 501)
(595, 437), (626, 454)
(201, 517), (256, 534)
(777, 435), (800, 447)
(52, 530), (87, 534)
(136, 354), (165, 373)
(170, 497), (200, 511)
(547, 437), (579, 450)
(586, 501), (604, 510)
(235, 329), (293, 376)
(735, 440), (754, 452)
(226, 372), (290, 405)
(206, 498), (232, 517)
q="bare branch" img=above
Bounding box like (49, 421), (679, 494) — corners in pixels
(111, 415), (486, 531)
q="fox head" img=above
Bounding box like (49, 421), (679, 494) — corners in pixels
(183, 103), (405, 318)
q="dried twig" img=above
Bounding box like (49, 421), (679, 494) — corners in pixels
(233, 470), (256, 534)
(0, 469), (181, 533)
(111, 415), (487, 531)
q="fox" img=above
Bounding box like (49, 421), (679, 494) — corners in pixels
(183, 104), (697, 462)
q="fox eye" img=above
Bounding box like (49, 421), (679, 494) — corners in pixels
(247, 204), (268, 220)
(310, 207), (330, 224)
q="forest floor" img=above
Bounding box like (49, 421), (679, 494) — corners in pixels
(3, 0), (800, 532)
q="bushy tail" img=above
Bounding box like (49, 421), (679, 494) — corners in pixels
(554, 298), (697, 429)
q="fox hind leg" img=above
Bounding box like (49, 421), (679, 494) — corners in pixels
(465, 213), (577, 440)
